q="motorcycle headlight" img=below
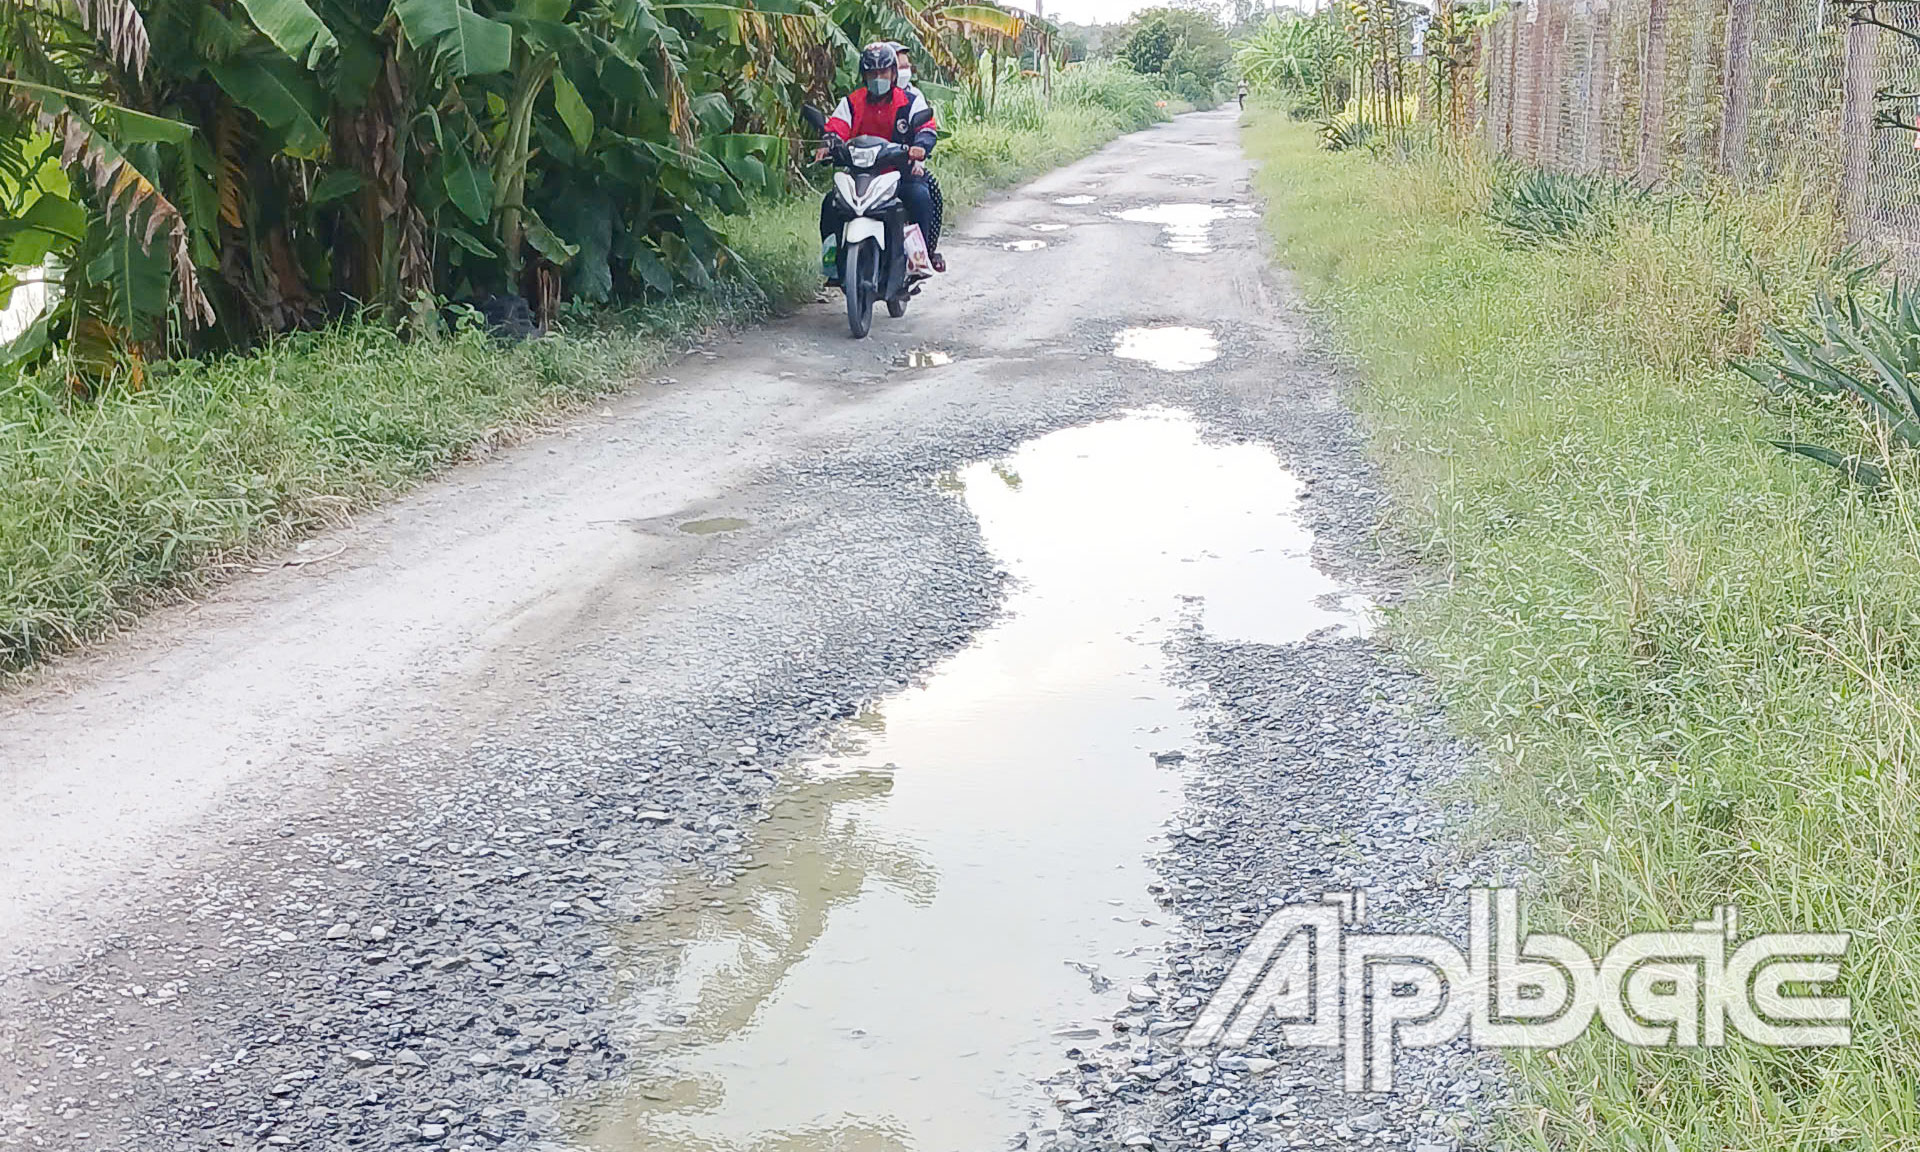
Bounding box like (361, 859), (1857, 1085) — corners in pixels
(850, 145), (881, 169)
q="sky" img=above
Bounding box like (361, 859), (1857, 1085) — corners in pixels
(1042, 0), (1197, 25)
(1040, 0), (1161, 23)
(1042, 0), (1309, 30)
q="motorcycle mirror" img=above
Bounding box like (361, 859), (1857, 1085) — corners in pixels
(801, 105), (827, 134)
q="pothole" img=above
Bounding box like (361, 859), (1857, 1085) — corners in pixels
(1112, 326), (1219, 372)
(1003, 240), (1048, 252)
(895, 349), (953, 368)
(1053, 195), (1096, 206)
(1114, 203), (1257, 255)
(677, 517), (751, 535)
(1030, 223), (1070, 233)
(587, 409), (1374, 1152)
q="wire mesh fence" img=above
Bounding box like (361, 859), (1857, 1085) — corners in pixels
(1483, 0), (1920, 260)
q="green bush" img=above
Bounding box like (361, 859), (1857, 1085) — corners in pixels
(1735, 269), (1920, 488)
(1485, 166), (1641, 247)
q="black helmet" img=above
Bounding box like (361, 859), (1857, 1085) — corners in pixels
(859, 43), (896, 76)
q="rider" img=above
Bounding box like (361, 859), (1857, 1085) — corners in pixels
(816, 43), (942, 284)
(887, 41), (946, 273)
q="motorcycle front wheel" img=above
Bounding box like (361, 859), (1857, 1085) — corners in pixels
(845, 239), (876, 339)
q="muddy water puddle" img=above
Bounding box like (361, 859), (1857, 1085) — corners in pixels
(1053, 195), (1097, 206)
(585, 409), (1369, 1152)
(895, 349), (953, 369)
(1002, 239), (1049, 252)
(1114, 203), (1257, 255)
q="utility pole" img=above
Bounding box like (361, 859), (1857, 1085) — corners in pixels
(1037, 0), (1053, 104)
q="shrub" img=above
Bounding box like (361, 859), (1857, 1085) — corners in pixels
(1484, 167), (1640, 246)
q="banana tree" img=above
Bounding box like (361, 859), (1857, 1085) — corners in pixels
(933, 2), (1020, 108)
(1, 0), (902, 377)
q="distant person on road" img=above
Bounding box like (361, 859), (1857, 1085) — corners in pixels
(1236, 78), (1249, 110)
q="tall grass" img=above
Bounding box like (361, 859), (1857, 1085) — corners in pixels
(1242, 109), (1920, 1148)
(0, 75), (1170, 674)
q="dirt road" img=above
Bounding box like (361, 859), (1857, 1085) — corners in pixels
(0, 111), (1506, 1152)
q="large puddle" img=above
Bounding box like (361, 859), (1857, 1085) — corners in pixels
(1114, 203), (1257, 255)
(585, 409), (1369, 1152)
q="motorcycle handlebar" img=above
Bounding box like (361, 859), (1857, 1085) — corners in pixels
(812, 140), (918, 171)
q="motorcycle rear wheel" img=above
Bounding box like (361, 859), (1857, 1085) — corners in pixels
(845, 240), (876, 339)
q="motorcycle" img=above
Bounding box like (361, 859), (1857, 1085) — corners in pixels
(802, 104), (928, 339)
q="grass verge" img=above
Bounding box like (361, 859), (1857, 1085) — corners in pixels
(1242, 109), (1920, 1148)
(0, 64), (1168, 675)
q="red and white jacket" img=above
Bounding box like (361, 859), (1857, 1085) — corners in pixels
(824, 85), (939, 154)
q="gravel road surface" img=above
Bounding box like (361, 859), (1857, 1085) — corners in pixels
(0, 110), (1510, 1152)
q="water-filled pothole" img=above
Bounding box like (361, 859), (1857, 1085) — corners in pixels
(1114, 203), (1257, 254)
(1030, 223), (1070, 233)
(588, 409), (1372, 1152)
(1053, 194), (1096, 206)
(894, 349), (953, 368)
(1003, 239), (1048, 252)
(1112, 326), (1219, 371)
(678, 517), (751, 535)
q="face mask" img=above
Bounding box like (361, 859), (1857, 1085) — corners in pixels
(897, 65), (913, 85)
(866, 76), (893, 97)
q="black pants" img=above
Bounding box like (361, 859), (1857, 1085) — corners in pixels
(820, 172), (941, 252)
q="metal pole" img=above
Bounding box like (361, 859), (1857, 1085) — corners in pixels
(1719, 0), (1754, 180)
(1841, 11), (1880, 244)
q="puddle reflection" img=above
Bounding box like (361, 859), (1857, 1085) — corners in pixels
(1002, 240), (1048, 252)
(587, 410), (1371, 1152)
(1112, 326), (1219, 372)
(1113, 203), (1257, 255)
(1052, 195), (1096, 206)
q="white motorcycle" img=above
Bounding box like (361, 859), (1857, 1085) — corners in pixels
(803, 104), (929, 339)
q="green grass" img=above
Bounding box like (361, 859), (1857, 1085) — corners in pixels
(0, 69), (1169, 674)
(1242, 109), (1920, 1149)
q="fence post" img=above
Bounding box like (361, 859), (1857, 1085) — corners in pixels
(1841, 10), (1880, 243)
(1719, 0), (1754, 179)
(1638, 0), (1670, 185)
(1541, 0), (1565, 166)
(1590, 0), (1613, 171)
(1684, 0), (1713, 173)
(1529, 1), (1553, 159)
(1504, 13), (1521, 151)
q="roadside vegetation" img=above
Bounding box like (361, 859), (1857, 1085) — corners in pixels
(1242, 108), (1920, 1148)
(0, 60), (1167, 673)
(1109, 5), (1230, 108)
